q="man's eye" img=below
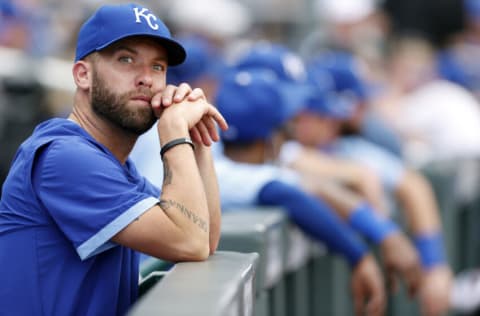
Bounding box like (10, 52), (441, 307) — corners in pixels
(152, 64), (165, 71)
(119, 56), (133, 63)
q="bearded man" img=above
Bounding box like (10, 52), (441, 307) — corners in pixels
(0, 3), (227, 315)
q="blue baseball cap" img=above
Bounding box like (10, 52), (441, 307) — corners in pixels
(305, 51), (370, 119)
(75, 3), (186, 65)
(309, 51), (369, 100)
(167, 35), (224, 85)
(216, 69), (309, 143)
(305, 89), (357, 120)
(235, 42), (308, 84)
(0, 0), (19, 17)
(233, 41), (314, 113)
(465, 0), (480, 19)
(305, 64), (356, 119)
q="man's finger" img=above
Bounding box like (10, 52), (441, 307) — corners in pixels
(404, 265), (422, 297)
(155, 84), (177, 107)
(386, 268), (398, 294)
(352, 281), (365, 316)
(195, 120), (213, 146)
(367, 281), (386, 316)
(203, 116), (220, 142)
(173, 83), (193, 103)
(189, 126), (203, 144)
(366, 293), (385, 316)
(207, 105), (228, 131)
(187, 88), (206, 101)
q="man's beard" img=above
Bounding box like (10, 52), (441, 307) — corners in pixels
(91, 70), (157, 135)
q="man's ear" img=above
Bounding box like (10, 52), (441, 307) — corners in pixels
(72, 60), (92, 90)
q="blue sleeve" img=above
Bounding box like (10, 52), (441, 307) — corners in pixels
(414, 232), (447, 270)
(33, 139), (160, 260)
(258, 180), (368, 267)
(348, 203), (399, 245)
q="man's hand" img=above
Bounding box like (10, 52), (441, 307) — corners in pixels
(351, 254), (386, 316)
(153, 83), (228, 146)
(380, 232), (422, 296)
(151, 83), (205, 109)
(419, 265), (452, 316)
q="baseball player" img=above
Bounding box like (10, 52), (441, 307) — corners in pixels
(0, 3), (227, 315)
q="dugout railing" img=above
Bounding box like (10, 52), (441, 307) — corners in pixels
(130, 158), (480, 316)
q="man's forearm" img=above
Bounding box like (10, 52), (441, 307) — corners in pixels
(396, 170), (447, 270)
(395, 170), (441, 234)
(160, 141), (210, 246)
(194, 144), (222, 253)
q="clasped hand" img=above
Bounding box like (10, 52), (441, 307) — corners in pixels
(152, 83), (228, 146)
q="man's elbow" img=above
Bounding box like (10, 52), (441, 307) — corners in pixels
(208, 231), (221, 255)
(174, 235), (211, 262)
(398, 170), (434, 195)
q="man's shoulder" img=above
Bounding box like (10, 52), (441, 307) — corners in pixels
(26, 120), (119, 182)
(21, 118), (95, 155)
(38, 137), (117, 179)
(29, 118), (110, 162)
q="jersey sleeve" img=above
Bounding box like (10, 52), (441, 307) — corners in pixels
(258, 180), (368, 266)
(215, 157), (301, 209)
(33, 139), (160, 260)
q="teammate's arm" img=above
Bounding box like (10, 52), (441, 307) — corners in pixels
(284, 144), (388, 213)
(395, 170), (452, 315)
(303, 178), (421, 295)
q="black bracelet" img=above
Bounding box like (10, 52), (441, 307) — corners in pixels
(160, 137), (195, 159)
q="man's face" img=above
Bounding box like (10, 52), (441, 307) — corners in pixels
(293, 112), (341, 147)
(89, 37), (168, 135)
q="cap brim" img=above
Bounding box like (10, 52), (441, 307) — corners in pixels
(94, 34), (187, 66)
(278, 82), (313, 122)
(323, 93), (356, 119)
(156, 37), (187, 66)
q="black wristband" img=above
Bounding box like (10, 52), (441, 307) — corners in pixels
(160, 137), (195, 158)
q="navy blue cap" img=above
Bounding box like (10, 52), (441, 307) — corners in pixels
(216, 69), (309, 143)
(75, 3), (186, 65)
(167, 35), (223, 85)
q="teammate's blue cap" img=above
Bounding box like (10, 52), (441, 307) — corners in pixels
(216, 69), (309, 143)
(305, 85), (356, 119)
(235, 42), (308, 84)
(310, 52), (368, 100)
(0, 0), (19, 17)
(168, 35), (223, 85)
(465, 0), (480, 18)
(233, 42), (314, 114)
(305, 51), (369, 118)
(75, 3), (186, 65)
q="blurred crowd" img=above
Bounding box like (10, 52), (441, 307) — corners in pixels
(2, 0), (480, 315)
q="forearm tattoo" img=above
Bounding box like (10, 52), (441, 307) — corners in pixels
(162, 157), (172, 186)
(159, 199), (208, 232)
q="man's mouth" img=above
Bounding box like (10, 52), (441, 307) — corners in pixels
(131, 95), (152, 104)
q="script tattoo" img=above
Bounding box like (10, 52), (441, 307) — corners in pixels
(159, 199), (208, 232)
(162, 157), (172, 186)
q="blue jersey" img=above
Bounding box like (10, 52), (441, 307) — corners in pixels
(0, 118), (160, 315)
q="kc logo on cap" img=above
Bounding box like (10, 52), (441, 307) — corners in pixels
(133, 7), (159, 30)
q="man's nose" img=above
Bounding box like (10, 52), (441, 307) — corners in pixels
(135, 66), (154, 87)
